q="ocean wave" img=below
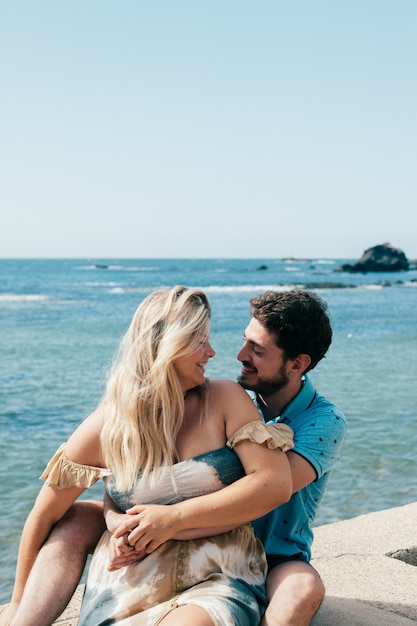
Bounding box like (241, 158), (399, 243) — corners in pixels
(104, 284), (303, 295)
(201, 284), (301, 293)
(110, 265), (160, 272)
(109, 287), (129, 294)
(282, 258), (338, 264)
(81, 281), (119, 287)
(0, 294), (49, 302)
(111, 283), (360, 295)
(78, 265), (160, 272)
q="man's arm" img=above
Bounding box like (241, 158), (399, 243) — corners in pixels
(287, 450), (317, 492)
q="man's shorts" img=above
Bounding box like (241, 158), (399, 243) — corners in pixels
(266, 552), (307, 571)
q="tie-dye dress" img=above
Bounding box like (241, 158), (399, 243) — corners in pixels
(41, 421), (293, 626)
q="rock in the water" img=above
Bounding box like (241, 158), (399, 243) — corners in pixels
(336, 243), (409, 273)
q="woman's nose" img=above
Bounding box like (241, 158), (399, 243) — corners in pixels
(206, 341), (216, 358)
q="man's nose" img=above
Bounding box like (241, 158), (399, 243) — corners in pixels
(237, 343), (248, 362)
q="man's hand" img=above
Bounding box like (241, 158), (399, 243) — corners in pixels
(113, 504), (181, 554)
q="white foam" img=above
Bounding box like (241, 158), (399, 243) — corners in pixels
(0, 294), (49, 302)
(78, 265), (160, 272)
(202, 284), (300, 293)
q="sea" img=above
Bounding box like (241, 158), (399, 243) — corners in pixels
(1, 257), (417, 604)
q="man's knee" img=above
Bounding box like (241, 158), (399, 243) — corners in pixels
(264, 561), (325, 624)
(51, 500), (105, 555)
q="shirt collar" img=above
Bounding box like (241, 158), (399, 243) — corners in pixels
(254, 374), (316, 424)
(280, 374), (316, 423)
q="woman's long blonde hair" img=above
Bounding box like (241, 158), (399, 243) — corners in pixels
(100, 285), (211, 492)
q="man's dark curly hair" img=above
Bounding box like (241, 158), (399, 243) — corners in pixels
(249, 290), (332, 372)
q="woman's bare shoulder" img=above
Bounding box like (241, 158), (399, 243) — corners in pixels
(208, 378), (251, 398)
(208, 379), (258, 413)
(64, 408), (105, 467)
(207, 379), (261, 437)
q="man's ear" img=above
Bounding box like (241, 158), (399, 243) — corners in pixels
(290, 354), (311, 376)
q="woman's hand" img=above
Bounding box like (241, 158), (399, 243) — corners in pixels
(104, 494), (149, 570)
(112, 504), (181, 554)
(106, 534), (147, 571)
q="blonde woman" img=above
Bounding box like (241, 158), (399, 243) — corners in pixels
(9, 286), (294, 626)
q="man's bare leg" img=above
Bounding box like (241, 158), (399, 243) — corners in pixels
(11, 500), (105, 626)
(260, 561), (325, 626)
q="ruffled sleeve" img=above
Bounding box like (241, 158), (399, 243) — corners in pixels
(227, 421), (294, 452)
(40, 443), (111, 489)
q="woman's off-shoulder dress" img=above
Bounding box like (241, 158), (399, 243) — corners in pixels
(41, 421), (293, 626)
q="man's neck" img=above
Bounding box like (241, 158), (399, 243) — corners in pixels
(257, 378), (303, 421)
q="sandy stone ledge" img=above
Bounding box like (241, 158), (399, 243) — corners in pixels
(310, 501), (417, 625)
(1, 501), (416, 625)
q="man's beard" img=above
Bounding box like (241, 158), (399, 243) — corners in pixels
(238, 363), (290, 397)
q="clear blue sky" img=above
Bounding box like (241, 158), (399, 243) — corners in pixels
(1, 1), (416, 259)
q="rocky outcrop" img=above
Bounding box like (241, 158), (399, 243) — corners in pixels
(336, 243), (409, 273)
